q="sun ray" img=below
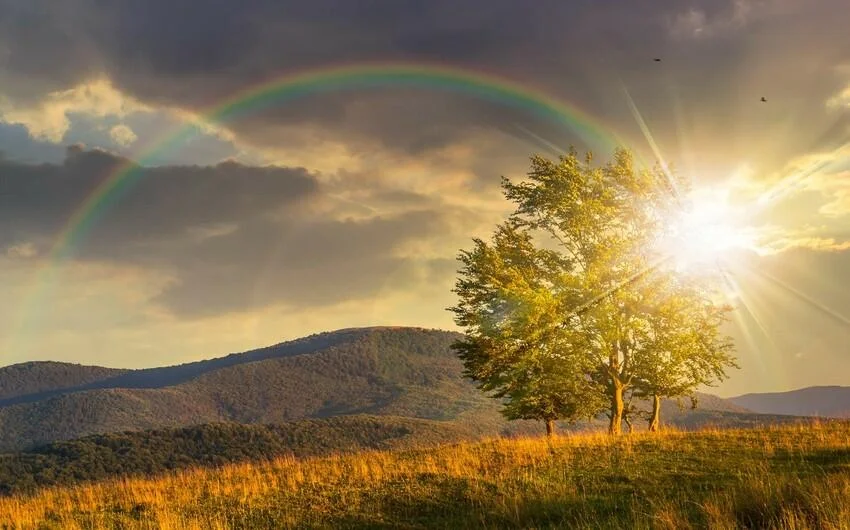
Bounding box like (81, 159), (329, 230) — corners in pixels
(620, 84), (683, 202)
(745, 267), (850, 330)
(717, 267), (776, 377)
(668, 84), (698, 187)
(720, 266), (781, 350)
(511, 123), (567, 157)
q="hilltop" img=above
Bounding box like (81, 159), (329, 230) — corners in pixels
(730, 386), (850, 418)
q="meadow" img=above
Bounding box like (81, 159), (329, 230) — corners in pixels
(0, 421), (848, 529)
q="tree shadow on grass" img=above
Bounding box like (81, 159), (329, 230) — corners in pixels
(323, 473), (637, 530)
(797, 447), (850, 471)
(770, 447), (850, 475)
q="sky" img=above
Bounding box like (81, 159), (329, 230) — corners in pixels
(1, 0), (849, 397)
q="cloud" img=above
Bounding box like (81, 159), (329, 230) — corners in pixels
(669, 8), (715, 40)
(0, 0), (841, 168)
(666, 0), (810, 41)
(108, 123), (137, 146)
(799, 168), (850, 218)
(4, 242), (38, 259)
(0, 146), (320, 255)
(667, 0), (760, 39)
(827, 84), (850, 109)
(0, 147), (480, 318)
(762, 235), (850, 254)
(0, 79), (150, 142)
(0, 0), (843, 200)
(151, 210), (449, 317)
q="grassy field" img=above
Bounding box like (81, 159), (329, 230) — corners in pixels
(0, 421), (848, 529)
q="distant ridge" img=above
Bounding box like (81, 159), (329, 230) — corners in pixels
(0, 362), (128, 401)
(729, 386), (850, 418)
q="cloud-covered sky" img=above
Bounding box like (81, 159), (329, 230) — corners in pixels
(1, 0), (849, 396)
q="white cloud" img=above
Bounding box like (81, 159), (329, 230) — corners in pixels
(761, 236), (850, 254)
(4, 242), (38, 259)
(827, 83), (850, 109)
(667, 0), (788, 40)
(797, 169), (850, 218)
(669, 9), (712, 39)
(819, 190), (850, 218)
(0, 79), (151, 143)
(186, 223), (240, 242)
(109, 124), (138, 146)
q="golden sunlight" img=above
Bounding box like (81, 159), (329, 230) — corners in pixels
(661, 188), (756, 272)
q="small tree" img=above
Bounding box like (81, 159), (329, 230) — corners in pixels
(451, 148), (738, 435)
(628, 277), (738, 431)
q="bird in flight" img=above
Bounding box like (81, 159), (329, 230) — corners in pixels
(761, 97), (767, 102)
(654, 58), (661, 62)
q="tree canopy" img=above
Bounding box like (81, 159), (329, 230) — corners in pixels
(450, 148), (738, 435)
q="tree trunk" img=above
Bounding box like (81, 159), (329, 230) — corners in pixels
(545, 418), (555, 437)
(648, 394), (662, 432)
(609, 381), (624, 435)
(624, 414), (634, 433)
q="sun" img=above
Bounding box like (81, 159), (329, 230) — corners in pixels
(660, 188), (756, 272)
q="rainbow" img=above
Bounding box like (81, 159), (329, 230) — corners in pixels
(9, 61), (624, 357)
(57, 62), (625, 263)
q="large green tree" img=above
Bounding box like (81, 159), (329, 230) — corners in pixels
(451, 223), (607, 435)
(450, 148), (737, 435)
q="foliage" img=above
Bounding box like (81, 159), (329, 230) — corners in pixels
(451, 148), (738, 435)
(451, 223), (607, 429)
(0, 421), (847, 528)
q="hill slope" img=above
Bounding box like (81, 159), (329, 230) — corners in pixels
(0, 326), (763, 451)
(2, 421), (847, 528)
(729, 386), (850, 418)
(0, 415), (477, 495)
(0, 328), (507, 450)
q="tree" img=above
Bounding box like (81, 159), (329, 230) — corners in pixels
(451, 223), (607, 435)
(450, 148), (738, 435)
(629, 276), (738, 431)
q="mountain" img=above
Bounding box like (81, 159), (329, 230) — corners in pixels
(729, 386), (850, 418)
(0, 327), (509, 450)
(0, 326), (767, 451)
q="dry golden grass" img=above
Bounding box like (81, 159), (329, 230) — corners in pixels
(1, 420), (848, 529)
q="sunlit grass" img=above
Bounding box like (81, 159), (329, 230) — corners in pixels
(1, 421), (848, 529)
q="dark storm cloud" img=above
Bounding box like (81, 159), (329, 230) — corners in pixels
(0, 146), (318, 254)
(0, 148), (454, 316)
(0, 1), (102, 101)
(151, 210), (448, 317)
(3, 0), (847, 162)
